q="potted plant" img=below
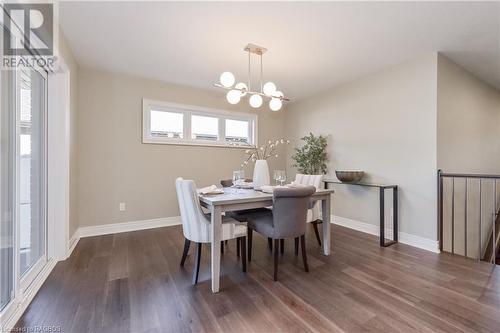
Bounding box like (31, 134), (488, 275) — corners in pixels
(291, 133), (328, 174)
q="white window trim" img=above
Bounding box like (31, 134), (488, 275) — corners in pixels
(142, 99), (258, 148)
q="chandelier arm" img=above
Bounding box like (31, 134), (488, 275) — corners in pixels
(260, 53), (263, 94)
(214, 84), (290, 101)
(248, 50), (251, 92)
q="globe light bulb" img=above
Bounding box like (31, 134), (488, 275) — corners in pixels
(220, 72), (235, 88)
(269, 98), (282, 111)
(249, 94), (263, 108)
(235, 82), (248, 96)
(273, 90), (284, 99)
(226, 90), (241, 104)
(263, 82), (277, 96)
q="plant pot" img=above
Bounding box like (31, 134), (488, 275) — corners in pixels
(253, 160), (270, 190)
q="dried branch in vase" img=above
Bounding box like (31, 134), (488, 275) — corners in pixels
(229, 138), (290, 168)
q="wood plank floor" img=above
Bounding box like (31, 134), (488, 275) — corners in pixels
(15, 225), (500, 333)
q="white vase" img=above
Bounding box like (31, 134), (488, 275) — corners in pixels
(253, 159), (270, 190)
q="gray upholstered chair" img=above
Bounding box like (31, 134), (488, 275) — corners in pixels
(220, 179), (271, 256)
(246, 186), (316, 281)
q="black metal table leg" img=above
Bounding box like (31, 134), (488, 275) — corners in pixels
(393, 186), (398, 243)
(380, 186), (398, 247)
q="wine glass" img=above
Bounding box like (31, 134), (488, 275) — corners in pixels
(273, 170), (280, 186)
(233, 170), (245, 192)
(277, 170), (286, 186)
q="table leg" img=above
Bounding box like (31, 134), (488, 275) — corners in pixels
(380, 187), (398, 247)
(210, 205), (222, 293)
(380, 188), (385, 247)
(322, 196), (331, 255)
(393, 187), (398, 243)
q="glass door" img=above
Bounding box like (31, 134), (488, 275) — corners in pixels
(0, 65), (47, 314)
(0, 68), (15, 312)
(18, 67), (47, 284)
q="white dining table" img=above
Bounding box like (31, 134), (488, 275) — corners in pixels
(199, 187), (335, 293)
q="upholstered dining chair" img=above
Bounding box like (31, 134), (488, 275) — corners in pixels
(220, 179), (271, 256)
(294, 174), (324, 246)
(246, 186), (316, 281)
(175, 177), (247, 284)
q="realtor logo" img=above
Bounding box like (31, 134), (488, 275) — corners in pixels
(3, 3), (53, 56)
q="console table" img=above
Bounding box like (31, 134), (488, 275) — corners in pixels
(323, 179), (398, 247)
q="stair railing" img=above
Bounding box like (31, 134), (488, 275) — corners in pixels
(438, 170), (499, 263)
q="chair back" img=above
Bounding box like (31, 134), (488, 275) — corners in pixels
(295, 174), (323, 219)
(295, 174), (323, 189)
(175, 177), (210, 242)
(272, 186), (316, 238)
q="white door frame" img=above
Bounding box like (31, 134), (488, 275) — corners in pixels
(47, 58), (71, 261)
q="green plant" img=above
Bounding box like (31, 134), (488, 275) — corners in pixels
(291, 133), (328, 174)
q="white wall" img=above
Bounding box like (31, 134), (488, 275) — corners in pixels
(77, 68), (286, 227)
(285, 55), (439, 241)
(437, 54), (500, 174)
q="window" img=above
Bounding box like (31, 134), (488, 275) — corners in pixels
(225, 119), (250, 143)
(150, 110), (183, 138)
(143, 99), (257, 147)
(191, 115), (218, 141)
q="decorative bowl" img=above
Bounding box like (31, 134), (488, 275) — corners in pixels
(335, 170), (364, 183)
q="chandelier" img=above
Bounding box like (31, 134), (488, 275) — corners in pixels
(214, 43), (289, 111)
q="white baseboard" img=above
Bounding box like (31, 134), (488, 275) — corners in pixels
(332, 215), (440, 253)
(1, 259), (57, 331)
(67, 230), (80, 258)
(68, 216), (182, 254)
(78, 216), (181, 238)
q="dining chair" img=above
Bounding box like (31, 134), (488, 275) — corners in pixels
(220, 179), (271, 256)
(294, 174), (324, 246)
(175, 177), (247, 284)
(246, 186), (316, 281)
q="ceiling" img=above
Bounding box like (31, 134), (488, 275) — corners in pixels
(59, 1), (500, 101)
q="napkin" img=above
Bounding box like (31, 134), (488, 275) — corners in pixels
(197, 185), (224, 195)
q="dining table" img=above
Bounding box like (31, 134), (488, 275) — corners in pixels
(199, 186), (335, 293)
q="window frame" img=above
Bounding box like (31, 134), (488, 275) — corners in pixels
(142, 99), (258, 148)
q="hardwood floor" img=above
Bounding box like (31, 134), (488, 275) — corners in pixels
(15, 225), (500, 333)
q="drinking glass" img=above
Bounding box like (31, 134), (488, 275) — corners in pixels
(273, 170), (280, 185)
(276, 170), (286, 186)
(233, 170), (245, 192)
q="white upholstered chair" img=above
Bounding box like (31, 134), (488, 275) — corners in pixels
(175, 177), (247, 284)
(294, 174), (324, 245)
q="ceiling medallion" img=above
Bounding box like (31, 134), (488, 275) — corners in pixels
(214, 43), (289, 111)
